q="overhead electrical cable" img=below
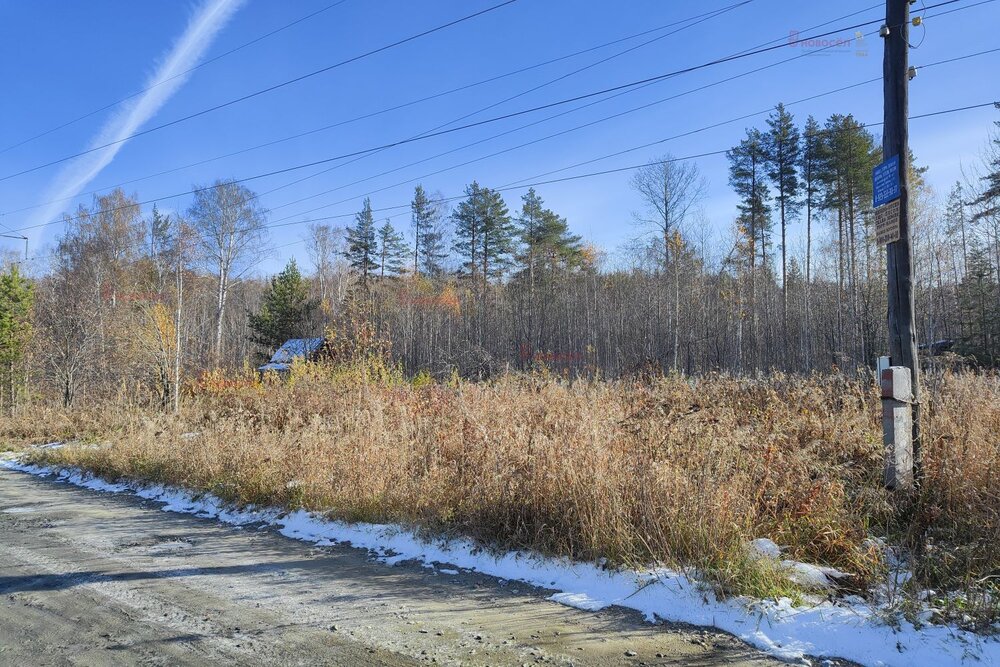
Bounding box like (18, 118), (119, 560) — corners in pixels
(6, 0), (989, 234)
(266, 78), (885, 227)
(17, 98), (997, 268)
(179, 0), (996, 212)
(217, 0), (1000, 222)
(256, 29), (1000, 222)
(255, 101), (1000, 233)
(2, 0), (972, 183)
(0, 0), (923, 217)
(0, 0), (521, 182)
(0, 0), (354, 155)
(246, 0), (755, 205)
(0, 0), (752, 216)
(13, 94), (996, 244)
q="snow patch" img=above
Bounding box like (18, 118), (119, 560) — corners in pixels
(2, 457), (998, 667)
(549, 591), (610, 612)
(782, 561), (849, 591)
(750, 537), (783, 559)
(749, 537), (848, 591)
(37, 442), (65, 450)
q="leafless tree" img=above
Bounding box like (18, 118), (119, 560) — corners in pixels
(631, 156), (705, 371)
(187, 180), (269, 367)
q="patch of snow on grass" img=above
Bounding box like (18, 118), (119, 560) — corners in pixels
(2, 457), (997, 667)
(781, 561), (849, 590)
(749, 537), (782, 559)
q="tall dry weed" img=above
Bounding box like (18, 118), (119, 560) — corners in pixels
(13, 363), (1000, 622)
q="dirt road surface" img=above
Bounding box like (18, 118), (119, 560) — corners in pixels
(0, 468), (789, 666)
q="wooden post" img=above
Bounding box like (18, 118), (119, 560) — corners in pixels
(883, 0), (921, 483)
(881, 366), (914, 489)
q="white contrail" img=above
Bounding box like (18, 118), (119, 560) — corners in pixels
(27, 0), (245, 242)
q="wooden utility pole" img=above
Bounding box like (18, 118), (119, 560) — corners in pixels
(882, 0), (921, 484)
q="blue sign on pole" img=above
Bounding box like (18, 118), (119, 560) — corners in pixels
(873, 155), (901, 208)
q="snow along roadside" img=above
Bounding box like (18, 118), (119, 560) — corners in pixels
(1, 457), (995, 667)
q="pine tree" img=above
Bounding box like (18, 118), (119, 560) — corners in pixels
(799, 115), (823, 366)
(944, 182), (970, 282)
(150, 203), (170, 246)
(149, 204), (172, 263)
(0, 266), (33, 410)
(377, 219), (409, 278)
(452, 182), (483, 280)
(728, 129), (771, 369)
(956, 244), (999, 365)
(345, 197), (378, 283)
(410, 185), (449, 276)
(420, 218), (450, 276)
(973, 106), (1000, 221)
(819, 114), (879, 361)
(514, 188), (583, 362)
(411, 185), (432, 275)
(516, 188), (583, 280)
(764, 103), (801, 348)
(452, 182), (515, 284)
(517, 188), (547, 285)
(480, 187), (515, 282)
(248, 259), (317, 354)
(728, 129), (772, 271)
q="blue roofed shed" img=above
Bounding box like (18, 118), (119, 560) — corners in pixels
(258, 338), (325, 374)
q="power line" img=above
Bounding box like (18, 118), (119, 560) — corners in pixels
(257, 33), (1000, 225)
(47, 0), (976, 222)
(916, 45), (1000, 69)
(0, 1), (754, 219)
(5, 13), (902, 226)
(415, 1), (754, 135)
(0, 0), (520, 183)
(921, 0), (999, 18)
(0, 0), (353, 156)
(3, 0), (957, 184)
(909, 100), (1000, 119)
(8, 0), (989, 235)
(262, 100), (999, 230)
(446, 103), (1000, 195)
(267, 78), (884, 227)
(205, 0), (999, 223)
(233, 0), (756, 209)
(498, 48), (1000, 189)
(268, 46), (989, 228)
(17, 99), (997, 268)
(730, 1), (883, 57)
(8, 0), (951, 222)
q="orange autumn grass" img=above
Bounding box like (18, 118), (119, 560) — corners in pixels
(8, 357), (1000, 628)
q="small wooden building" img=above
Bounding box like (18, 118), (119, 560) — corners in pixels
(258, 338), (325, 376)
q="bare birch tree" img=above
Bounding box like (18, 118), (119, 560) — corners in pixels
(631, 156), (704, 371)
(188, 180), (268, 367)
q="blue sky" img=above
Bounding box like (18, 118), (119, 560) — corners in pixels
(0, 0), (997, 274)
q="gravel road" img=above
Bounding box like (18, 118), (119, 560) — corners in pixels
(0, 467), (787, 666)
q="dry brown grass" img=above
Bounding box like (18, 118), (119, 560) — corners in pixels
(11, 359), (1000, 626)
(0, 403), (135, 452)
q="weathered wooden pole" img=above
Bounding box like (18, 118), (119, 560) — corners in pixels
(881, 0), (920, 488)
